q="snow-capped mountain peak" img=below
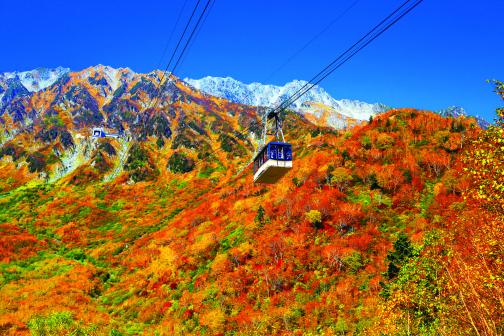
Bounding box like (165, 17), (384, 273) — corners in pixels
(184, 76), (387, 124)
(438, 106), (490, 129)
(1, 67), (70, 92)
(78, 65), (136, 91)
(96, 65), (121, 91)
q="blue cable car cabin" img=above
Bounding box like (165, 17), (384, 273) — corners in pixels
(253, 142), (292, 183)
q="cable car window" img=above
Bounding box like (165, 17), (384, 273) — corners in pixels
(285, 145), (292, 160)
(278, 145), (284, 160)
(269, 144), (277, 160)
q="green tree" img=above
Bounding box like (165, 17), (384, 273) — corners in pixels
(330, 167), (353, 191)
(305, 209), (322, 228)
(343, 251), (365, 274)
(463, 79), (504, 213)
(386, 233), (415, 280)
(255, 205), (265, 227)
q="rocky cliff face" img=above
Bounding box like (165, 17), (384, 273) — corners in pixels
(185, 75), (388, 126)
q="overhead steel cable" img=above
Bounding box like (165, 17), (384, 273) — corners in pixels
(271, 0), (415, 113)
(132, 0), (203, 140)
(173, 0), (216, 73)
(149, 0), (214, 115)
(270, 0), (421, 115)
(169, 0), (213, 76)
(281, 0), (424, 112)
(149, 0), (203, 111)
(136, 0), (214, 141)
(155, 0), (190, 72)
(219, 0), (421, 147)
(263, 0), (361, 84)
(187, 0), (424, 174)
(271, 0), (418, 113)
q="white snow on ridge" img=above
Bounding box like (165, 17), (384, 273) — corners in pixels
(2, 67), (70, 92)
(184, 76), (386, 121)
(101, 65), (120, 91)
(0, 65), (138, 94)
(0, 66), (387, 125)
(92, 64), (135, 91)
(2, 72), (16, 80)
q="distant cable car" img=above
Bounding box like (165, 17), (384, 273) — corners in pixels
(253, 109), (292, 183)
(92, 127), (106, 138)
(92, 127), (120, 139)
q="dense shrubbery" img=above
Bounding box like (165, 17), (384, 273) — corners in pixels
(374, 83), (504, 335)
(0, 144), (25, 161)
(26, 152), (47, 173)
(124, 143), (159, 182)
(167, 152), (194, 174)
(28, 311), (97, 336)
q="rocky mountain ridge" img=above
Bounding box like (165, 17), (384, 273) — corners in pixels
(184, 76), (388, 126)
(0, 65), (263, 187)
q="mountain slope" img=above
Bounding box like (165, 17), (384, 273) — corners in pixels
(0, 66), (500, 335)
(1, 101), (494, 334)
(0, 65), (268, 190)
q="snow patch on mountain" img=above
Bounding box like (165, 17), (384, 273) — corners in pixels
(184, 76), (387, 121)
(93, 65), (135, 91)
(1, 67), (70, 92)
(101, 66), (120, 91)
(438, 106), (490, 129)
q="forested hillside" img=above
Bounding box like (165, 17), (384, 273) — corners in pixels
(0, 71), (502, 335)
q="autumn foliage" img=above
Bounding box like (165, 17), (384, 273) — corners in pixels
(0, 81), (502, 335)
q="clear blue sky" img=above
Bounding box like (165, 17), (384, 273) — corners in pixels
(1, 0), (503, 121)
